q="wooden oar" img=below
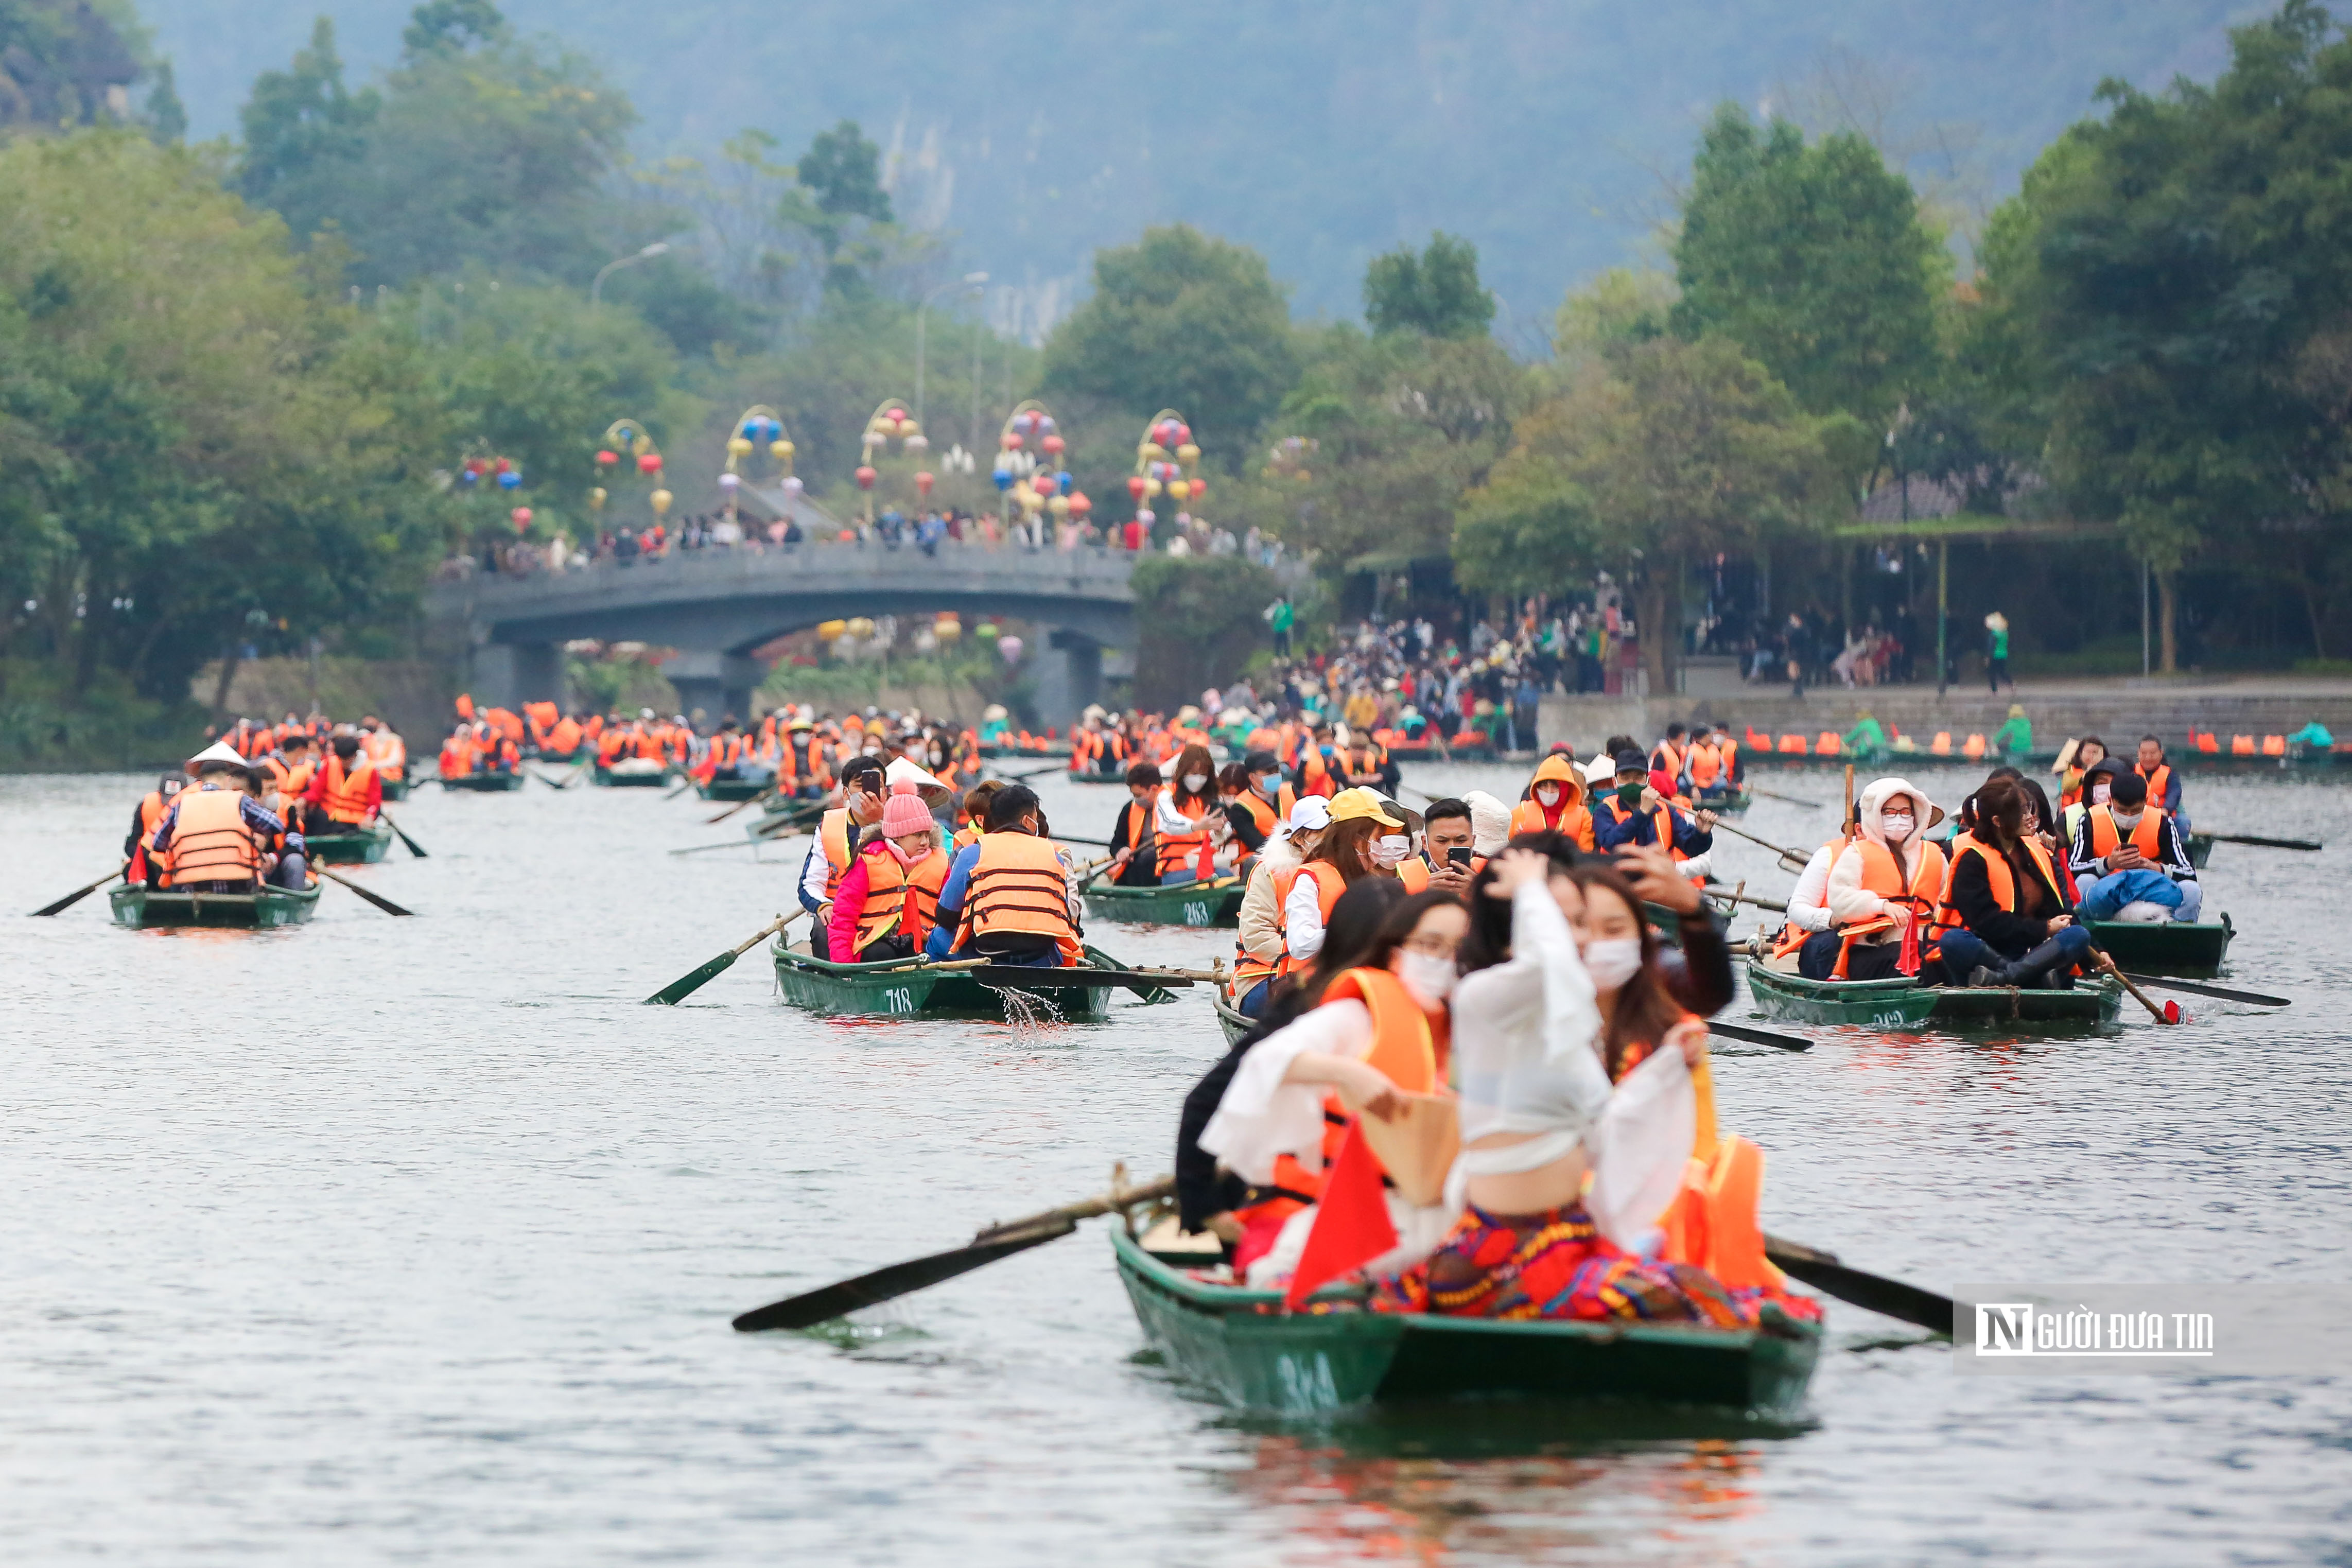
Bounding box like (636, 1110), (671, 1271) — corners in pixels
(2089, 949), (2179, 1025)
(377, 810), (428, 859)
(31, 862), (128, 917)
(2201, 831), (2322, 852)
(315, 865), (414, 917)
(705, 790), (777, 824)
(734, 1171), (1176, 1332)
(644, 910), (806, 1004)
(664, 778), (694, 799)
(2122, 973), (2289, 1008)
(1749, 787), (1822, 809)
(996, 762), (1066, 783)
(529, 766), (574, 791)
(668, 836), (792, 856)
(964, 965), (1198, 989)
(1711, 1020), (1813, 1052)
(1710, 888), (1789, 914)
(1763, 1234), (1953, 1335)
(1708, 818), (1811, 872)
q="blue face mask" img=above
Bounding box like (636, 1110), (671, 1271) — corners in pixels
(1251, 774), (1279, 798)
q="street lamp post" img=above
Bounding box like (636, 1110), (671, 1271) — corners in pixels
(591, 242), (671, 307)
(915, 271), (987, 430)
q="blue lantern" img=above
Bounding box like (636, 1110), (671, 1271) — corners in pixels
(497, 469), (522, 490)
(458, 469), (478, 486)
(992, 465), (1014, 492)
(1056, 471), (1073, 492)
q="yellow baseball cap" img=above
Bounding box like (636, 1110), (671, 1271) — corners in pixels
(1325, 787), (1403, 828)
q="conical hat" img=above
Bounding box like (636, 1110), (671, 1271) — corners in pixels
(186, 741), (253, 772)
(883, 756), (955, 807)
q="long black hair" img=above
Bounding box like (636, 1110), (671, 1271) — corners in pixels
(1459, 829), (1583, 972)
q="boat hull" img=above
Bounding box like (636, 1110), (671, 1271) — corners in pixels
(109, 883), (322, 929)
(771, 944), (1122, 1022)
(594, 766), (672, 788)
(304, 822), (394, 864)
(2086, 915), (2232, 978)
(1112, 1231), (1819, 1417)
(694, 777), (772, 803)
(379, 777), (410, 801)
(1066, 768), (1124, 785)
(1213, 994), (1252, 1046)
(1082, 877), (1241, 929)
(441, 771), (527, 792)
(1744, 968), (1940, 1027)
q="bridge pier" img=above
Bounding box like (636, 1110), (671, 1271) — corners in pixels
(1033, 629), (1104, 730)
(665, 652), (763, 724)
(472, 641), (564, 712)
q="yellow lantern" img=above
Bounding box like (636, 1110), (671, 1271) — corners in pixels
(1140, 442), (1166, 460)
(1142, 477), (1163, 498)
(900, 419), (920, 438)
(588, 487), (607, 510)
(1048, 494), (1071, 516)
(1019, 488), (1043, 512)
(650, 487), (673, 516)
(817, 619), (847, 641)
(845, 617), (876, 639)
(934, 614), (962, 642)
(1177, 442), (1200, 464)
(727, 437), (754, 458)
(771, 439), (794, 463)
(1166, 479), (1191, 502)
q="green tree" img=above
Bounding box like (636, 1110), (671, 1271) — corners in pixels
(234, 18), (377, 221)
(1456, 334), (1847, 692)
(1672, 104), (1946, 430)
(1363, 232), (1495, 339)
(1129, 554), (1278, 709)
(1042, 224), (1299, 462)
(777, 119), (897, 295)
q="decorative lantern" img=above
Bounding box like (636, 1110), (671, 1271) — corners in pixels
(1177, 442), (1200, 464)
(855, 466), (878, 490)
(511, 507), (532, 531)
(993, 466), (1015, 492)
(459, 469), (479, 487)
(998, 635), (1023, 665)
(728, 437), (753, 458)
(1002, 432), (1024, 451)
(915, 471), (935, 496)
(1140, 442), (1165, 461)
(1166, 479), (1190, 502)
(1142, 477), (1163, 499)
(1136, 508), (1156, 526)
(596, 449), (619, 467)
(771, 440), (794, 463)
(782, 476), (805, 497)
(588, 487), (607, 510)
(1041, 433), (1065, 456)
(718, 473), (741, 493)
(497, 468), (521, 490)
(1032, 471), (1058, 496)
(1056, 471), (1073, 493)
(638, 454), (663, 474)
(933, 613), (961, 642)
(1188, 476), (1207, 499)
(1068, 491), (1092, 518)
(846, 616), (876, 639)
(649, 488), (673, 516)
(1126, 475), (1148, 501)
(975, 621), (1000, 641)
(1048, 494), (1070, 517)
(904, 433), (929, 453)
(818, 619), (847, 641)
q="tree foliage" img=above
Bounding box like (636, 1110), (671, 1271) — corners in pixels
(1042, 224), (1300, 463)
(1673, 104), (1946, 429)
(1129, 553), (1278, 709)
(1363, 232), (1496, 340)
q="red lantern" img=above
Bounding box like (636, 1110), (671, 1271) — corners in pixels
(856, 465), (878, 490)
(596, 449), (619, 467)
(493, 457), (512, 474)
(886, 407), (906, 423)
(1176, 423), (1192, 446)
(1188, 477), (1206, 499)
(1068, 491), (1092, 517)
(915, 471), (935, 495)
(1032, 471), (1057, 496)
(1002, 433), (1023, 451)
(1126, 475), (1148, 501)
(510, 507), (532, 531)
(1041, 433), (1065, 456)
(637, 454), (662, 474)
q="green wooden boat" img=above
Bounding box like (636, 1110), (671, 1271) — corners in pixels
(694, 775), (773, 803)
(1690, 786), (1754, 814)
(379, 777), (410, 802)
(1066, 768), (1124, 785)
(1747, 964), (2123, 1030)
(304, 821), (394, 864)
(109, 883), (322, 929)
(1214, 992), (1252, 1046)
(1112, 1229), (1821, 1418)
(1083, 875), (1242, 929)
(2085, 915), (2232, 978)
(593, 764), (672, 788)
(441, 770), (527, 792)
(771, 942), (1130, 1022)
(745, 798), (827, 841)
(1743, 967), (1941, 1028)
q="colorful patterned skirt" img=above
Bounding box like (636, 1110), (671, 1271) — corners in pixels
(1373, 1201), (1776, 1325)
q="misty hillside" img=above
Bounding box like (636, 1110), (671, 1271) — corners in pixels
(148, 0), (2262, 333)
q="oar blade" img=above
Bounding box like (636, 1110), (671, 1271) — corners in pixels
(318, 868), (415, 916)
(1765, 1248), (1954, 1336)
(646, 949), (739, 1005)
(2124, 973), (2289, 1008)
(32, 873), (116, 918)
(1711, 1020), (1812, 1052)
(733, 1222), (1075, 1333)
(2209, 832), (2322, 851)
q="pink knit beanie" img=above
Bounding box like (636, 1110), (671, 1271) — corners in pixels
(880, 781), (934, 838)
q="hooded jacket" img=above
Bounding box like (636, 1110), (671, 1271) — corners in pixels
(1826, 778), (1944, 938)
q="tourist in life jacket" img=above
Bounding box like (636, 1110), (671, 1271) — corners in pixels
(1154, 744), (1223, 884)
(1591, 750), (1715, 877)
(302, 734), (381, 833)
(1231, 796), (1330, 1020)
(1102, 761), (1163, 887)
(2132, 734), (2187, 829)
(1225, 749), (1292, 851)
(1282, 789), (1407, 972)
(2066, 766), (2201, 924)
(796, 756), (890, 924)
(926, 785), (1084, 967)
(1508, 752), (1595, 850)
(1685, 722), (1738, 799)
(1648, 723), (1689, 783)
(1294, 721), (1339, 800)
(147, 742), (307, 892)
(1377, 850), (1815, 1327)
(825, 783), (949, 962)
(1398, 797), (1480, 896)
(359, 717), (406, 785)
(1765, 806), (1857, 966)
(1931, 775), (2096, 987)
(1198, 882), (1467, 1286)
(2055, 735), (2108, 810)
(1806, 778), (1946, 982)
(124, 773), (185, 882)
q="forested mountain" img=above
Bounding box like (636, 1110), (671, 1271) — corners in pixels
(149, 0), (2258, 329)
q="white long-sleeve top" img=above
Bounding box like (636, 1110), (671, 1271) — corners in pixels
(1196, 999), (1375, 1183)
(1451, 880), (1615, 1146)
(1826, 834), (1931, 932)
(1783, 844), (1838, 934)
(1283, 865), (1334, 961)
(1236, 836), (1303, 963)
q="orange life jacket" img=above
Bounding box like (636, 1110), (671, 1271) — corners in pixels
(163, 786), (260, 885)
(1770, 838), (1851, 959)
(318, 752), (377, 825)
(2137, 762), (2173, 809)
(1278, 860), (1349, 975)
(547, 717), (582, 756)
(1930, 833), (2060, 945)
(2087, 803), (2165, 863)
(1830, 838), (1946, 978)
(1509, 794), (1595, 850)
(818, 808), (858, 901)
(361, 729), (405, 780)
(1652, 740), (1687, 779)
(958, 831), (1080, 963)
(1595, 794), (1687, 865)
(1298, 749), (1335, 798)
(1230, 788), (1278, 840)
(852, 842), (951, 953)
(1154, 793), (1214, 880)
(1397, 851), (1485, 894)
(1686, 740), (1723, 789)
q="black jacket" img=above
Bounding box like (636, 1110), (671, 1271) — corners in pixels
(1946, 844), (2065, 957)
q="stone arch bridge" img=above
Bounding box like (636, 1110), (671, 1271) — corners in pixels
(423, 542), (1152, 724)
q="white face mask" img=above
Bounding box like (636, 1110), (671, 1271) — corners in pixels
(1397, 950), (1458, 1007)
(1535, 784), (1560, 806)
(2090, 781), (2112, 805)
(1182, 773), (1208, 791)
(2111, 809), (2144, 831)
(1580, 936), (1644, 991)
(1882, 811), (1914, 841)
(1371, 834), (1411, 867)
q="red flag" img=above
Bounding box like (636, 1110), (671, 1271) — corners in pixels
(1283, 1121), (1398, 1311)
(1897, 909), (1921, 976)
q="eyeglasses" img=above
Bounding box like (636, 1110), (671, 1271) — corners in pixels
(1402, 934), (1460, 959)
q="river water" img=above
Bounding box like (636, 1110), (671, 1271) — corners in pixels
(3, 762), (2346, 1565)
